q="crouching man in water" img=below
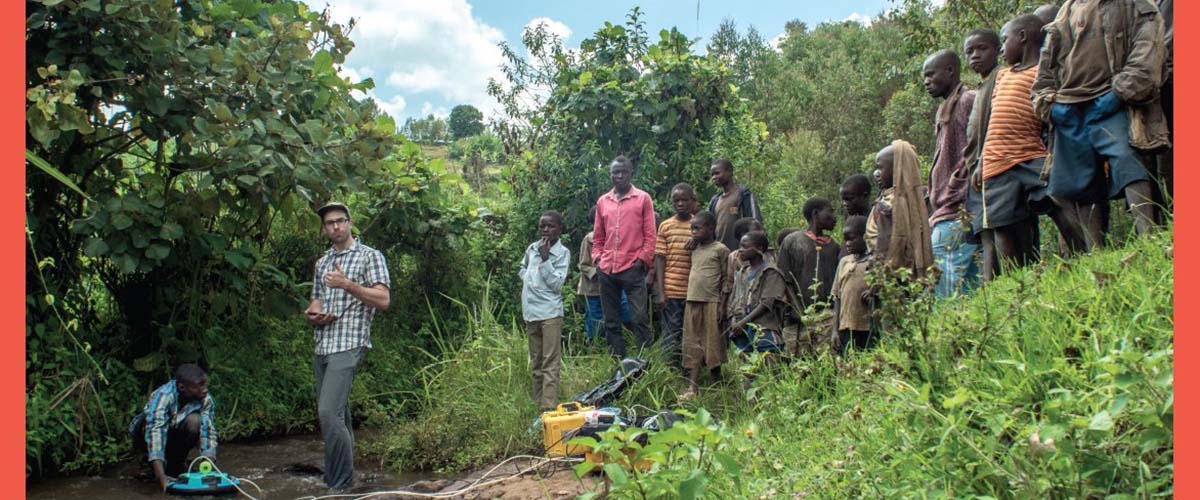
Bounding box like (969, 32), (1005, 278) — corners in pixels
(130, 363), (217, 492)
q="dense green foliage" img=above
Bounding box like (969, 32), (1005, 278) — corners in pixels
(375, 228), (1173, 498)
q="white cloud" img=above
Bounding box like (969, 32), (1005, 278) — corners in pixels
(419, 101), (450, 119)
(325, 0), (506, 119)
(386, 65), (449, 94)
(843, 12), (874, 27)
(339, 65), (406, 117)
(375, 94), (409, 118)
(525, 17), (572, 42)
(769, 32), (787, 51)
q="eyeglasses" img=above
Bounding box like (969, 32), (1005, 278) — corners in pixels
(323, 217), (350, 228)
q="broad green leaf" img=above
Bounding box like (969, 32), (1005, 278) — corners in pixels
(83, 237), (109, 257)
(313, 49), (333, 74)
(210, 101), (234, 122)
(159, 222), (184, 240)
(26, 149), (91, 200)
(1089, 410), (1114, 431)
(679, 469), (707, 500)
(572, 461), (596, 479)
(111, 214), (134, 230)
(602, 463), (628, 486)
(145, 243), (171, 260)
(132, 353), (162, 372)
(115, 254), (138, 274)
(224, 249), (254, 270)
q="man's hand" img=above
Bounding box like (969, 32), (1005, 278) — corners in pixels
(305, 310), (337, 326)
(730, 319), (746, 334)
(971, 168), (982, 191)
(860, 289), (874, 306)
(152, 461), (174, 493)
(159, 475), (176, 492)
(323, 263), (353, 290)
(538, 237), (551, 261)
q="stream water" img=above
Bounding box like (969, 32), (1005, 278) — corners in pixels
(26, 432), (441, 500)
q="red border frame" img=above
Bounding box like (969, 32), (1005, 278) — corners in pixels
(7, 1), (1191, 498)
(10, 2), (27, 498)
(1174, 0), (1193, 496)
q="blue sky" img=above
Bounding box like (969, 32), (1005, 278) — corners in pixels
(322, 0), (897, 122)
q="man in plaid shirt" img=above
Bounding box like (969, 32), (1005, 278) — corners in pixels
(129, 364), (217, 492)
(304, 202), (391, 490)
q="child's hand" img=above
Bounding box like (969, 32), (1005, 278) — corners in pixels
(860, 290), (873, 306)
(972, 168), (982, 190)
(538, 238), (551, 260)
(684, 238), (698, 251)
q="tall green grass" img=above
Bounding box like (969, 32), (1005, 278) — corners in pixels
(370, 229), (1172, 498)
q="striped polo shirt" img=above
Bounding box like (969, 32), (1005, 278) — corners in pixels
(655, 216), (693, 299)
(981, 65), (1047, 180)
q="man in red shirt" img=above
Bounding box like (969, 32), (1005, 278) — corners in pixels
(593, 155), (657, 359)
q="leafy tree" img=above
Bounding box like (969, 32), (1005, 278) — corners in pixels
(485, 8), (771, 275)
(402, 114), (451, 144)
(707, 19), (781, 123)
(449, 132), (504, 190)
(487, 20), (573, 158)
(448, 104), (485, 139)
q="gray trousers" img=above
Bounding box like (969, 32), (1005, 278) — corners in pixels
(314, 347), (366, 489)
(660, 298), (686, 370)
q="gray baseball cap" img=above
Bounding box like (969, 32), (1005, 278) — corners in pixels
(316, 201), (351, 220)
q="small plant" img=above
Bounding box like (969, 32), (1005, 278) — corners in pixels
(570, 409), (745, 500)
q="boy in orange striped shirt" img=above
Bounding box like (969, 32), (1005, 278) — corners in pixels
(972, 14), (1087, 279)
(654, 183), (698, 371)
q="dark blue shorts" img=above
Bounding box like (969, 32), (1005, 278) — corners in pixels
(732, 325), (782, 354)
(1047, 92), (1150, 201)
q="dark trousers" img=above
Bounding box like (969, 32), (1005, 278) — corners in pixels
(838, 329), (878, 356)
(131, 412), (200, 476)
(598, 265), (651, 358)
(660, 298), (686, 369)
(315, 347), (366, 489)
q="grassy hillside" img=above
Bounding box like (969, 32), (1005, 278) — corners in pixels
(368, 228), (1173, 498)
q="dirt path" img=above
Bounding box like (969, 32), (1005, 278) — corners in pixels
(378, 457), (606, 500)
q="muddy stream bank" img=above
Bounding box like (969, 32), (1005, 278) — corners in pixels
(26, 432), (602, 500)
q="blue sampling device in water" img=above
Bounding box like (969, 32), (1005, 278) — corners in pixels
(165, 460), (242, 496)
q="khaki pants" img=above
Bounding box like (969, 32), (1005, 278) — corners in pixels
(683, 301), (726, 370)
(783, 316), (835, 358)
(527, 317), (563, 411)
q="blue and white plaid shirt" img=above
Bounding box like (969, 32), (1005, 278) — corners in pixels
(129, 380), (217, 462)
(311, 239), (391, 355)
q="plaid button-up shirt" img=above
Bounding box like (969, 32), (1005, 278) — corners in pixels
(129, 380), (217, 462)
(311, 239), (391, 355)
